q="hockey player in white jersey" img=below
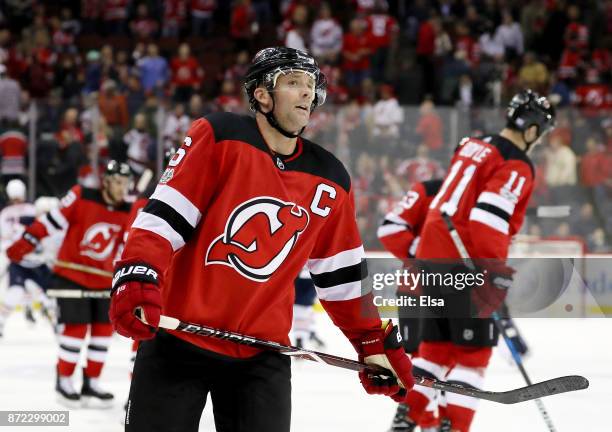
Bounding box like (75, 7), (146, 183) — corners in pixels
(0, 180), (54, 337)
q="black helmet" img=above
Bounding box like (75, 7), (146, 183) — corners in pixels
(506, 89), (556, 142)
(104, 160), (131, 177)
(244, 47), (327, 121)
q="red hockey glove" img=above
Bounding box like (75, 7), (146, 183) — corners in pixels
(472, 261), (514, 318)
(353, 321), (414, 402)
(110, 260), (162, 340)
(6, 233), (39, 263)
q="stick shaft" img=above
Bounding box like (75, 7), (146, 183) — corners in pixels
(54, 260), (113, 278)
(148, 313), (586, 404)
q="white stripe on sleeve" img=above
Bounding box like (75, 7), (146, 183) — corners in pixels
(150, 185), (202, 228)
(307, 246), (365, 275)
(469, 208), (509, 235)
(315, 280), (364, 301)
(377, 224), (407, 238)
(132, 211), (186, 251)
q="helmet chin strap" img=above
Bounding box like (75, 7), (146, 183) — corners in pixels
(522, 127), (540, 152)
(258, 96), (305, 139)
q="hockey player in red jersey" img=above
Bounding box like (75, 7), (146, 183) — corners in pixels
(397, 90), (556, 432)
(377, 179), (442, 431)
(6, 161), (132, 408)
(110, 47), (414, 432)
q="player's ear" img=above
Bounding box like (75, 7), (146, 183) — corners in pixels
(254, 87), (272, 113)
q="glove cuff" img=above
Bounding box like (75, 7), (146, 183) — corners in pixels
(354, 321), (403, 357)
(112, 261), (161, 294)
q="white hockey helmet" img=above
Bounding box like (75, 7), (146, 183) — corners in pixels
(6, 179), (26, 201)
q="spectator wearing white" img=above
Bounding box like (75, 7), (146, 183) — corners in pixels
(284, 4), (309, 52)
(310, 3), (343, 62)
(371, 84), (404, 140)
(0, 64), (21, 124)
(124, 113), (154, 175)
(478, 20), (505, 59)
(496, 10), (524, 59)
(163, 104), (191, 150)
(545, 135), (577, 186)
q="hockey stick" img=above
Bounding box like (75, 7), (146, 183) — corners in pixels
(442, 213), (560, 430)
(53, 260), (113, 278)
(135, 308), (588, 404)
(46, 289), (110, 299)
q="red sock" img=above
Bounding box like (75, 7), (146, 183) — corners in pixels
(57, 324), (88, 376)
(85, 323), (113, 378)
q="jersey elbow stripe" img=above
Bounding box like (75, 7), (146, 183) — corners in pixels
(377, 223), (408, 238)
(477, 191), (515, 215)
(310, 261), (366, 289)
(150, 185), (202, 227)
(132, 211), (186, 251)
(143, 199), (195, 243)
(383, 213), (409, 225)
(307, 245), (365, 275)
(315, 280), (363, 301)
(469, 208), (509, 234)
(49, 208), (69, 230)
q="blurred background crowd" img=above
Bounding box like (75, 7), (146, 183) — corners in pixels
(0, 0), (609, 251)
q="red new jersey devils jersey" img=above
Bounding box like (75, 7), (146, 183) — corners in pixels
(27, 186), (132, 289)
(122, 113), (381, 358)
(417, 135), (535, 260)
(377, 179), (442, 259)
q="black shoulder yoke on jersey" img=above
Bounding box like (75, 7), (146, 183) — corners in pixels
(205, 112), (351, 193)
(81, 187), (132, 213)
(477, 134), (535, 177)
(422, 179), (443, 196)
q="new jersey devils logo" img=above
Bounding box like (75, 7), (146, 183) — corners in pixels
(79, 223), (122, 261)
(206, 197), (310, 281)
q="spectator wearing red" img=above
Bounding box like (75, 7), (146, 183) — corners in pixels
(580, 136), (608, 188)
(342, 18), (375, 89)
(396, 145), (445, 189)
(50, 16), (76, 54)
(98, 79), (129, 130)
(366, 1), (398, 82)
(163, 0), (188, 37)
(453, 21), (477, 66)
(0, 122), (27, 184)
(564, 5), (589, 53)
(130, 3), (159, 40)
(573, 69), (612, 116)
(81, 0), (102, 33)
(320, 64), (349, 104)
(231, 0), (258, 52)
(214, 79), (244, 113)
(224, 50), (250, 90)
(102, 0), (129, 36)
(416, 15), (436, 99)
(415, 98), (444, 154)
(191, 0), (217, 36)
(170, 43), (203, 103)
(56, 108), (85, 150)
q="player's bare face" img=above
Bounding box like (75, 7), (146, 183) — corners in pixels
(103, 176), (130, 205)
(273, 71), (315, 133)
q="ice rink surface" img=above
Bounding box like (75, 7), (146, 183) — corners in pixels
(0, 311), (609, 432)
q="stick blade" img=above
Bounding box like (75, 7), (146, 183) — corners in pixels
(496, 375), (589, 404)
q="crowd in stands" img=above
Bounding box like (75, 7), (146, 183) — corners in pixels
(0, 0), (609, 251)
